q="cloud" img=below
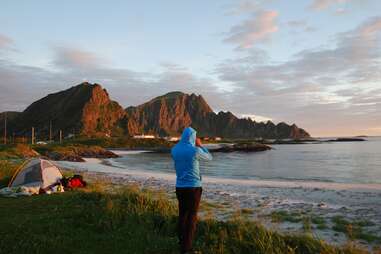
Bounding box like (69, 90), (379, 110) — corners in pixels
(52, 47), (104, 70)
(224, 10), (279, 50)
(287, 20), (308, 28)
(366, 127), (381, 132)
(216, 16), (381, 136)
(335, 8), (347, 15)
(0, 34), (13, 49)
(287, 19), (317, 32)
(309, 0), (348, 10)
(0, 58), (65, 111)
(226, 1), (261, 15)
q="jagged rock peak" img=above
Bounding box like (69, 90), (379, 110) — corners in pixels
(8, 82), (125, 137)
(154, 91), (186, 100)
(134, 91), (213, 113)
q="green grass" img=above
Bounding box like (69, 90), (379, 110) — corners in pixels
(270, 211), (330, 231)
(302, 216), (312, 233)
(0, 183), (372, 254)
(0, 187), (179, 254)
(60, 137), (173, 149)
(270, 210), (302, 223)
(34, 143), (115, 160)
(269, 212), (381, 244)
(311, 215), (328, 230)
(1, 137), (173, 162)
(0, 144), (38, 159)
(0, 159), (24, 187)
(331, 216), (381, 243)
(0, 158), (375, 253)
(201, 200), (227, 211)
(240, 208), (254, 215)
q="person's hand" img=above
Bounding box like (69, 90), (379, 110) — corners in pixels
(195, 138), (202, 147)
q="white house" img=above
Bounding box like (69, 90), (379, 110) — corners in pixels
(168, 136), (180, 142)
(133, 134), (156, 139)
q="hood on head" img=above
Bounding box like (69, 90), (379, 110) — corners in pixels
(180, 127), (197, 146)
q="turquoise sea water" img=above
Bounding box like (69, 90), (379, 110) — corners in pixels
(112, 137), (381, 184)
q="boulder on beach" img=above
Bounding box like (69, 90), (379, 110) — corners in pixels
(35, 145), (119, 162)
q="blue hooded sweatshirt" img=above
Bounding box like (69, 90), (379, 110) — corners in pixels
(171, 127), (212, 188)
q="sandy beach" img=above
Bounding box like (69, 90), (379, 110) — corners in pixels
(55, 153), (381, 248)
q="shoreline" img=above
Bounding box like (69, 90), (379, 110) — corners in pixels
(56, 157), (381, 248)
(75, 156), (381, 192)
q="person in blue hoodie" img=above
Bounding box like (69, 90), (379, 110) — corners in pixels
(171, 127), (212, 254)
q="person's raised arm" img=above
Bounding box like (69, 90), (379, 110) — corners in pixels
(195, 138), (213, 161)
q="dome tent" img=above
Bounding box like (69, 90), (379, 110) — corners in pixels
(8, 158), (63, 190)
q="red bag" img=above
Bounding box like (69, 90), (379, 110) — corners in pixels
(68, 178), (84, 188)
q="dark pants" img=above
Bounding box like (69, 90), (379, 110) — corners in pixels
(176, 187), (202, 253)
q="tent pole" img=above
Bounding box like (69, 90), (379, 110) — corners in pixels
(8, 159), (31, 187)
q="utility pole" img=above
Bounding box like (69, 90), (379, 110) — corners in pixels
(59, 130), (62, 144)
(31, 127), (35, 145)
(49, 120), (52, 141)
(3, 112), (6, 145)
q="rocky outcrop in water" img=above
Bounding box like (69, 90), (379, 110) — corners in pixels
(209, 143), (272, 153)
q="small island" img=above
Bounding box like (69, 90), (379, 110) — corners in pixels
(326, 137), (367, 142)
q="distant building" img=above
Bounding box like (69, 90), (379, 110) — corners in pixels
(201, 136), (222, 141)
(168, 136), (180, 142)
(66, 133), (75, 139)
(163, 136), (180, 141)
(133, 134), (156, 139)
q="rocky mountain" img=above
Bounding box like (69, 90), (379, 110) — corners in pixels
(125, 91), (310, 139)
(1, 83), (310, 140)
(125, 92), (214, 136)
(4, 82), (125, 138)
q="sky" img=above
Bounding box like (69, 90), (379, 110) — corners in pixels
(0, 0), (380, 137)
